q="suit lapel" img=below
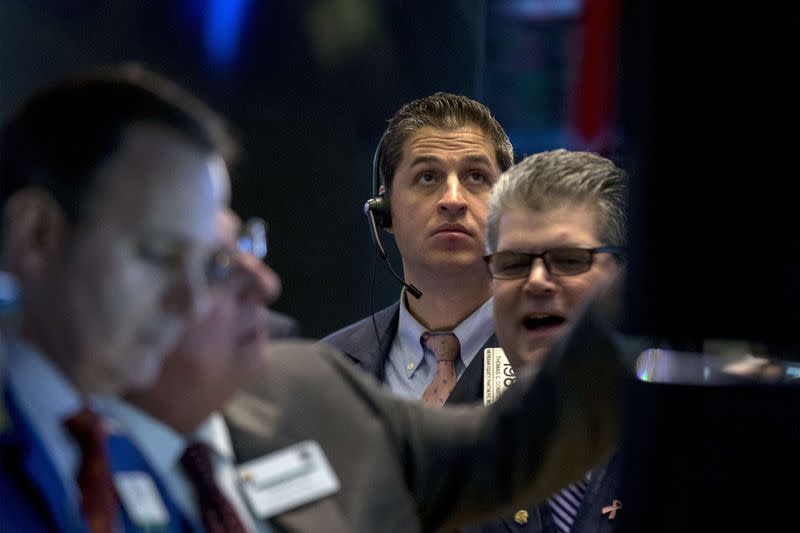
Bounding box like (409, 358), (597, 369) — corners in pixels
(339, 302), (399, 382)
(446, 333), (499, 406)
(222, 397), (352, 532)
(571, 451), (624, 533)
(106, 432), (193, 532)
(1, 388), (86, 533)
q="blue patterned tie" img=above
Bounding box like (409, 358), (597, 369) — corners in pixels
(545, 477), (590, 533)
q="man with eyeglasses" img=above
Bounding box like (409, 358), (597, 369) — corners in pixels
(97, 208), (281, 532)
(206, 218), (300, 340)
(482, 149), (626, 533)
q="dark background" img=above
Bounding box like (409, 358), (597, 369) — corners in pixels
(1, 0), (620, 338)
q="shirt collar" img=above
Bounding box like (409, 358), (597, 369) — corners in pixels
(192, 413), (235, 463)
(94, 396), (186, 480)
(452, 296), (495, 369)
(396, 291), (429, 378)
(5, 337), (84, 486)
(396, 289), (495, 377)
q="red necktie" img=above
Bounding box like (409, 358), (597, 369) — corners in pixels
(180, 441), (248, 533)
(420, 331), (461, 407)
(63, 408), (119, 533)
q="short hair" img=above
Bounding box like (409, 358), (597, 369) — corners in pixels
(0, 63), (237, 224)
(378, 92), (513, 196)
(486, 149), (627, 253)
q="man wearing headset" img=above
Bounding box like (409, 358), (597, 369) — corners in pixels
(322, 93), (512, 407)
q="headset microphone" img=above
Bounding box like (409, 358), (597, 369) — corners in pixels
(364, 133), (423, 300)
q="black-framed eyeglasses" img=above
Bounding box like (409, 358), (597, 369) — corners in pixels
(206, 218), (269, 284)
(484, 246), (624, 279)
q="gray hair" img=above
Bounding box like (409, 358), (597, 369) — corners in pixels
(486, 149), (627, 253)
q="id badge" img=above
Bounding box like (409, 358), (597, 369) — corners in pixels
(114, 471), (170, 528)
(483, 347), (516, 405)
(238, 440), (340, 519)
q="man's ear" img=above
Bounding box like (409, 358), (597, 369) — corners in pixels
(3, 187), (69, 280)
(378, 184), (394, 234)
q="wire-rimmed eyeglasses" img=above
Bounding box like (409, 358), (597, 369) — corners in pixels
(206, 218), (269, 284)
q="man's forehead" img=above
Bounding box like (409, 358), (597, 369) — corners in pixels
(401, 125), (497, 164)
(497, 204), (602, 245)
(86, 123), (229, 240)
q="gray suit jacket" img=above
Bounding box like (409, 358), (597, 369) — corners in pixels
(222, 307), (624, 533)
(267, 309), (301, 340)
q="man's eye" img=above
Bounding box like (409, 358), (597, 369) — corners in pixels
(554, 257), (586, 266)
(416, 172), (436, 184)
(497, 254), (530, 270)
(137, 242), (181, 267)
(465, 172), (487, 184)
(206, 250), (234, 284)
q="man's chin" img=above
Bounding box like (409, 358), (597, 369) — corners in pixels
(514, 344), (552, 369)
(422, 253), (486, 276)
(119, 351), (168, 392)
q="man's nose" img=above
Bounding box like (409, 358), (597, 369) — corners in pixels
(522, 258), (557, 295)
(235, 252), (282, 305)
(438, 175), (467, 213)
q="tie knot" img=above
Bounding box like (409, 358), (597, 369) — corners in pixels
(180, 441), (216, 488)
(63, 407), (106, 452)
(421, 331), (460, 363)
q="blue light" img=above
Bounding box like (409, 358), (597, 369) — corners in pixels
(205, 0), (250, 66)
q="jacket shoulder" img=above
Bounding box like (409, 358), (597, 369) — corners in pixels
(320, 302), (399, 354)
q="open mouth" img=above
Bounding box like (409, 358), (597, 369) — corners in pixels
(523, 315), (566, 331)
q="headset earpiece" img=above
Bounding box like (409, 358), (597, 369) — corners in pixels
(363, 129), (422, 299)
(367, 193), (391, 229)
(365, 132), (391, 228)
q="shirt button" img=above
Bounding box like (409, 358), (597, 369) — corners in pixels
(514, 509), (529, 525)
(406, 362), (415, 370)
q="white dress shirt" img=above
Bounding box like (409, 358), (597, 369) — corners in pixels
(5, 337), (83, 504)
(384, 291), (496, 399)
(97, 398), (270, 533)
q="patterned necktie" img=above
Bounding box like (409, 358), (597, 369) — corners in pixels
(63, 407), (119, 533)
(420, 331), (461, 407)
(180, 441), (248, 533)
(545, 477), (590, 533)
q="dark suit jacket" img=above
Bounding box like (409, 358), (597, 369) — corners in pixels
(0, 387), (191, 533)
(320, 301), (493, 405)
(457, 452), (622, 533)
(222, 306), (624, 533)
